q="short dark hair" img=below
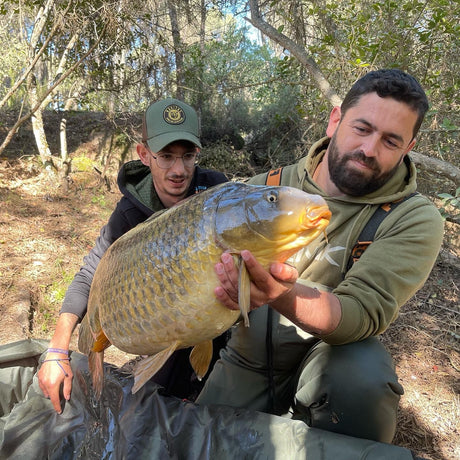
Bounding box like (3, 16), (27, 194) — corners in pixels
(341, 69), (429, 138)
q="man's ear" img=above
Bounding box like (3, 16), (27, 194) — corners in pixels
(325, 106), (342, 138)
(137, 143), (150, 166)
(404, 138), (417, 155)
(397, 139), (416, 165)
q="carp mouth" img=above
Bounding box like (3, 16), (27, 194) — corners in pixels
(243, 204), (331, 247)
(303, 206), (332, 229)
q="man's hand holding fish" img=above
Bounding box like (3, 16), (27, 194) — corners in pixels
(214, 249), (341, 336)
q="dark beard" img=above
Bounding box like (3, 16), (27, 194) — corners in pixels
(327, 134), (402, 196)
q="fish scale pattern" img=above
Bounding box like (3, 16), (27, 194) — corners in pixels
(88, 185), (239, 355)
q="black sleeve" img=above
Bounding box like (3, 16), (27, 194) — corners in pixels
(59, 197), (149, 319)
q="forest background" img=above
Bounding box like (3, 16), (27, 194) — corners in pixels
(0, 1), (459, 459)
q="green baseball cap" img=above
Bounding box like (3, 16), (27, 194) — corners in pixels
(142, 98), (202, 152)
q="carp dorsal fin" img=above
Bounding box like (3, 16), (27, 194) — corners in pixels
(237, 254), (251, 327)
(189, 340), (213, 380)
(132, 341), (180, 394)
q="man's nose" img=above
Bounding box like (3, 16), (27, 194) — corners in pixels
(361, 135), (379, 157)
(169, 156), (187, 173)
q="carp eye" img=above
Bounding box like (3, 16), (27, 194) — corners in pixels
(267, 191), (278, 203)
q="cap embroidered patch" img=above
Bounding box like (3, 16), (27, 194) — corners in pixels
(163, 104), (186, 125)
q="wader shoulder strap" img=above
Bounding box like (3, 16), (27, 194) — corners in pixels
(346, 192), (418, 271)
(265, 167), (283, 186)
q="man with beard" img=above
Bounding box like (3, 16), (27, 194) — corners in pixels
(196, 69), (444, 444)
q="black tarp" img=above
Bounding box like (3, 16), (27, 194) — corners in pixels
(0, 340), (416, 459)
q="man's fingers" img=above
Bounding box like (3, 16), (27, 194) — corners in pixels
(215, 250), (298, 310)
(38, 360), (73, 413)
(37, 374), (48, 398)
(240, 251), (270, 285)
(214, 286), (240, 310)
(49, 388), (63, 414)
(215, 253), (239, 300)
(270, 262), (298, 283)
(63, 373), (73, 401)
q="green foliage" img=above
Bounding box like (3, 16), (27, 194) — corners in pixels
(437, 187), (460, 220)
(200, 141), (254, 179)
(0, 12), (28, 108)
(91, 194), (108, 208)
(246, 83), (307, 169)
(45, 261), (74, 305)
(258, 0), (459, 166)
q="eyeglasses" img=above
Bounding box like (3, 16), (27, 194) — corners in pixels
(147, 150), (198, 169)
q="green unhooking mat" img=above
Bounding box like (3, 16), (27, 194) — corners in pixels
(0, 340), (417, 460)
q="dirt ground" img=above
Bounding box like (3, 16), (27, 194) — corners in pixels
(0, 126), (458, 459)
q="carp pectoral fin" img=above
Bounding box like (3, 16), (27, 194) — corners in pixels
(78, 314), (111, 354)
(189, 340), (213, 381)
(237, 256), (251, 327)
(131, 341), (180, 394)
(88, 350), (104, 400)
(92, 329), (111, 353)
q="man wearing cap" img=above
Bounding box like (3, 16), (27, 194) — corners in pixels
(38, 98), (228, 414)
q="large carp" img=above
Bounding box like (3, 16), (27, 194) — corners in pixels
(78, 182), (331, 397)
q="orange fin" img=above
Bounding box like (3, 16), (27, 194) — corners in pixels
(92, 329), (111, 352)
(131, 341), (180, 394)
(78, 312), (111, 354)
(88, 350), (104, 399)
(189, 340), (213, 380)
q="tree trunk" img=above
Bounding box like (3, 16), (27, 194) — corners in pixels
(59, 114), (70, 191)
(31, 110), (55, 170)
(28, 74), (56, 170)
(196, 0), (207, 131)
(168, 0), (185, 99)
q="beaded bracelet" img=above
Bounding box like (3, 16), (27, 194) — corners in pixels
(42, 358), (71, 377)
(47, 347), (69, 355)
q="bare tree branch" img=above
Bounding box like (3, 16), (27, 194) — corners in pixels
(0, 26), (107, 156)
(410, 151), (460, 186)
(0, 22), (59, 110)
(246, 0), (342, 107)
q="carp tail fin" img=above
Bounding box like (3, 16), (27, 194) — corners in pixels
(88, 350), (104, 399)
(131, 341), (180, 394)
(237, 255), (251, 327)
(189, 340), (213, 381)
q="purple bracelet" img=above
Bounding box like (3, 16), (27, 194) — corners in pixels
(47, 347), (69, 355)
(42, 358), (70, 377)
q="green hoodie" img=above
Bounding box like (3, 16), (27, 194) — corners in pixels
(249, 137), (444, 344)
